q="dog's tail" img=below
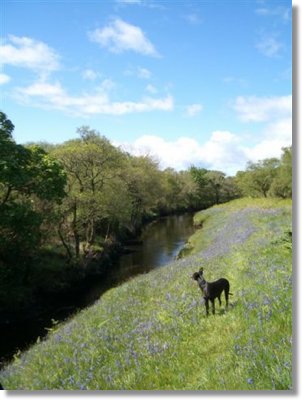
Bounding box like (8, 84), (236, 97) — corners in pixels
(229, 293), (233, 295)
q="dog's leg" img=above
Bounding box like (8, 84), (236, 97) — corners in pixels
(205, 298), (209, 316)
(218, 295), (222, 307)
(210, 299), (215, 315)
(225, 289), (229, 309)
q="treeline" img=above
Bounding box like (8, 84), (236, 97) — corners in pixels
(0, 111), (292, 311)
(235, 149), (292, 199)
(49, 129), (244, 261)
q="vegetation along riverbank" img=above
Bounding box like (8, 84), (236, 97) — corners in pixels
(0, 112), (241, 320)
(0, 112), (291, 320)
(0, 198), (292, 390)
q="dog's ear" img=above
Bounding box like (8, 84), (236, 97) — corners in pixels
(192, 272), (199, 280)
(199, 267), (204, 274)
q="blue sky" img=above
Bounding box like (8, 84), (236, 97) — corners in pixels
(0, 0), (292, 175)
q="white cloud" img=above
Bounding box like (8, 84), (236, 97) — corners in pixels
(196, 131), (246, 173)
(256, 36), (283, 57)
(231, 95), (292, 163)
(16, 81), (64, 97)
(185, 103), (203, 117)
(82, 69), (99, 80)
(89, 18), (159, 57)
(117, 120), (292, 176)
(245, 116), (292, 162)
(120, 135), (200, 171)
(118, 131), (246, 175)
(13, 80), (174, 116)
(232, 95), (291, 163)
(0, 73), (11, 84)
(265, 117), (292, 142)
(0, 35), (60, 73)
(233, 95), (291, 122)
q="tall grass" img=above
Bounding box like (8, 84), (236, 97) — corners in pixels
(0, 198), (292, 390)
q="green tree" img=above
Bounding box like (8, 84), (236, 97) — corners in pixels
(158, 168), (184, 214)
(122, 155), (163, 231)
(53, 127), (127, 258)
(270, 147), (292, 198)
(236, 158), (280, 198)
(190, 166), (208, 189)
(0, 111), (67, 268)
(189, 166), (238, 208)
(0, 116), (66, 206)
(205, 171), (226, 204)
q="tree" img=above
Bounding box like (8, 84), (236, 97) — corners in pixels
(235, 158), (280, 198)
(0, 112), (67, 267)
(121, 155), (163, 231)
(190, 166), (208, 189)
(158, 168), (189, 214)
(0, 114), (66, 206)
(270, 147), (292, 198)
(205, 171), (226, 204)
(0, 111), (14, 139)
(189, 166), (239, 208)
(52, 127), (127, 258)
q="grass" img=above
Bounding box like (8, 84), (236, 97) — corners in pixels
(0, 198), (292, 390)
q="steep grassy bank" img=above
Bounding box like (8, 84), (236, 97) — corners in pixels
(0, 198), (292, 390)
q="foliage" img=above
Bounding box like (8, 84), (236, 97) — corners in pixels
(1, 117), (66, 206)
(0, 111), (66, 281)
(269, 147), (292, 198)
(0, 199), (292, 390)
(52, 127), (126, 258)
(50, 127), (241, 261)
(190, 166), (240, 208)
(235, 148), (292, 199)
(0, 112), (292, 317)
(121, 155), (163, 228)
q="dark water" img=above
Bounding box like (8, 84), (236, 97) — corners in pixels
(0, 213), (195, 368)
(81, 213), (195, 305)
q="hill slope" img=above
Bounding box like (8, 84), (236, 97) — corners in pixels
(0, 198), (292, 390)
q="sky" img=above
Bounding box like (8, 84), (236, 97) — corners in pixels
(0, 0), (292, 176)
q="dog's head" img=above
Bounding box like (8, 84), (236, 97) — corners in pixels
(192, 271), (201, 281)
(192, 267), (204, 281)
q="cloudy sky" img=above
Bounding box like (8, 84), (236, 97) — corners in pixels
(1, 0), (292, 175)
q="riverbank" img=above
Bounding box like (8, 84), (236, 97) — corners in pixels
(0, 212), (170, 321)
(0, 198), (292, 390)
(0, 213), (195, 368)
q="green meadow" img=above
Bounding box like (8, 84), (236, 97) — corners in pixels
(0, 198), (292, 390)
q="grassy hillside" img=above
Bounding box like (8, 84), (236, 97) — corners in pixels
(0, 198), (292, 390)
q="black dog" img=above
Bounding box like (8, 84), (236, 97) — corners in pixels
(192, 268), (232, 315)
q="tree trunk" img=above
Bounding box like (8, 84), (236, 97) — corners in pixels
(72, 200), (80, 258)
(58, 222), (73, 260)
(105, 221), (111, 241)
(85, 218), (96, 246)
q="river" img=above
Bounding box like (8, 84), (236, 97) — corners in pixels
(0, 213), (195, 368)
